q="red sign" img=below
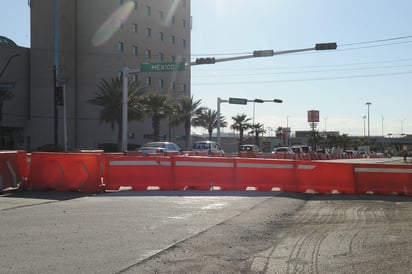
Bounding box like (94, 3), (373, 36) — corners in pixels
(307, 110), (320, 123)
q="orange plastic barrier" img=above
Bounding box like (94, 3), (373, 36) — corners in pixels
(235, 158), (296, 191)
(295, 161), (356, 194)
(354, 164), (412, 196)
(27, 152), (103, 192)
(0, 151), (23, 191)
(173, 156), (235, 190)
(104, 155), (173, 190)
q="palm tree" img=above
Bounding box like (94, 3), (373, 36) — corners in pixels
(88, 78), (145, 150)
(141, 93), (169, 142)
(198, 108), (228, 140)
(230, 114), (252, 150)
(249, 123), (266, 146)
(174, 96), (203, 150)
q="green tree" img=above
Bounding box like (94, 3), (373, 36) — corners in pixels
(198, 108), (227, 140)
(88, 78), (145, 150)
(249, 123), (266, 146)
(230, 114), (252, 150)
(141, 93), (169, 142)
(174, 96), (204, 150)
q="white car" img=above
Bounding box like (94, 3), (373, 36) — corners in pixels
(192, 141), (224, 156)
(137, 142), (182, 156)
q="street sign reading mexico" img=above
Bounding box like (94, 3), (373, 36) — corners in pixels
(0, 82), (16, 90)
(140, 62), (185, 73)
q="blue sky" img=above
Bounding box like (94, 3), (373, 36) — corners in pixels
(2, 0), (412, 137)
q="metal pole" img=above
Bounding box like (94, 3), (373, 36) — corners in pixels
(122, 67), (129, 152)
(366, 102), (371, 138)
(217, 97), (221, 144)
(63, 84), (68, 151)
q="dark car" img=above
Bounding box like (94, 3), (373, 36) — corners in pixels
(137, 142), (182, 156)
(240, 144), (261, 152)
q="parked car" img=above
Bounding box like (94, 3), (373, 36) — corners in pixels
(137, 142), (182, 156)
(240, 144), (261, 152)
(273, 147), (294, 154)
(192, 141), (224, 156)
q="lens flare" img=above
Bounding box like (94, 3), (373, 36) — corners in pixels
(92, 1), (135, 47)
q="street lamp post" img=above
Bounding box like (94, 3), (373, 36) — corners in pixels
(362, 115), (366, 137)
(401, 119), (406, 135)
(366, 102), (372, 138)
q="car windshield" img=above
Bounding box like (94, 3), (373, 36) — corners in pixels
(143, 142), (165, 148)
(194, 143), (210, 149)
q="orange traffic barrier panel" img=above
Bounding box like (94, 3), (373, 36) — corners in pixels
(354, 163), (412, 196)
(173, 156), (235, 190)
(27, 152), (104, 192)
(235, 158), (296, 192)
(295, 161), (356, 194)
(104, 155), (173, 191)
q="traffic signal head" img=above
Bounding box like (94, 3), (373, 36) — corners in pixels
(253, 50), (274, 57)
(273, 99), (283, 103)
(315, 43), (337, 50)
(195, 57), (216, 64)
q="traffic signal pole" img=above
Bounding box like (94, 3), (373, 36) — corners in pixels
(196, 43), (337, 144)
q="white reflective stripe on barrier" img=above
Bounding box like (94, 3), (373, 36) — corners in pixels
(298, 164), (316, 170)
(175, 161), (234, 168)
(237, 163), (294, 169)
(354, 167), (412, 174)
(109, 160), (171, 166)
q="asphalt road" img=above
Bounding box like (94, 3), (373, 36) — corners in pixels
(1, 191), (412, 274)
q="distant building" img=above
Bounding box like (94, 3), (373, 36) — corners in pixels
(0, 0), (191, 150)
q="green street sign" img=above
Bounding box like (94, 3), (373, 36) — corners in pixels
(0, 82), (15, 90)
(229, 97), (247, 105)
(140, 62), (186, 73)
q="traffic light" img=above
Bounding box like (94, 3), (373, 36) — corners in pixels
(254, 99), (264, 103)
(253, 50), (274, 57)
(195, 57), (216, 64)
(315, 43), (337, 50)
(273, 99), (283, 103)
(55, 86), (64, 106)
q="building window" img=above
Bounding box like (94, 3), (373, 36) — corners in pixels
(145, 27), (151, 37)
(159, 52), (164, 62)
(170, 81), (175, 91)
(146, 6), (151, 16)
(132, 74), (138, 82)
(146, 49), (151, 58)
(171, 56), (175, 62)
(132, 23), (138, 33)
(160, 10), (164, 20)
(170, 35), (175, 45)
(181, 39), (186, 48)
(132, 46), (138, 56)
(118, 42), (124, 53)
(182, 83), (186, 92)
(159, 32), (164, 41)
(117, 71), (123, 80)
(145, 77), (152, 86)
(133, 0), (137, 10)
(182, 0), (186, 8)
(159, 79), (164, 89)
(182, 19), (186, 28)
(119, 0), (123, 5)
